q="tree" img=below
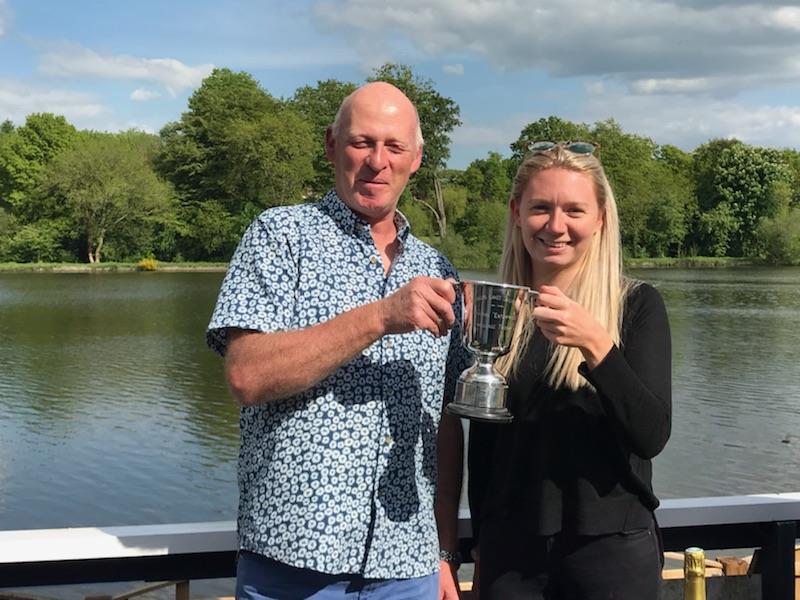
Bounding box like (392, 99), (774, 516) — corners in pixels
(367, 64), (461, 237)
(39, 131), (175, 263)
(0, 113), (77, 213)
(291, 79), (358, 197)
(693, 142), (791, 256)
(461, 151), (513, 203)
(759, 207), (800, 265)
(0, 120), (14, 134)
(157, 68), (316, 259)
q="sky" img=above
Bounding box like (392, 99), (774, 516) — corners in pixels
(2, 0), (800, 169)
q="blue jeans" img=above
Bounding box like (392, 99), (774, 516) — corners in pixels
(236, 551), (439, 600)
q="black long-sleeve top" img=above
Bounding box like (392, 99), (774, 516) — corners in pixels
(468, 283), (672, 541)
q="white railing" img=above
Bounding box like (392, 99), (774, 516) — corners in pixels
(2, 494), (800, 599)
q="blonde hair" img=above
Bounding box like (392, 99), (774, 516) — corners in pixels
(495, 146), (636, 390)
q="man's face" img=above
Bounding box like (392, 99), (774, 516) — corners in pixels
(326, 87), (423, 225)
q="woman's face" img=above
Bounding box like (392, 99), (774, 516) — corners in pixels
(513, 167), (604, 283)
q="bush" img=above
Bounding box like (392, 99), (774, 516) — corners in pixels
(137, 256), (158, 271)
(758, 208), (800, 265)
(6, 223), (62, 262)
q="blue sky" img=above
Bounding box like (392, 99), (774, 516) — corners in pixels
(2, 0), (800, 169)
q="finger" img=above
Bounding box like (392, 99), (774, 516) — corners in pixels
(415, 295), (446, 336)
(421, 285), (457, 328)
(430, 277), (457, 304)
(532, 305), (561, 323)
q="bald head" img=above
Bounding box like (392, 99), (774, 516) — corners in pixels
(331, 82), (424, 149)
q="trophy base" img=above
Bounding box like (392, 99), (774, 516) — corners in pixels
(446, 401), (513, 423)
(447, 377), (514, 423)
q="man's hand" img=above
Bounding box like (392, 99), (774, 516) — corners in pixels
(439, 559), (461, 600)
(381, 276), (457, 337)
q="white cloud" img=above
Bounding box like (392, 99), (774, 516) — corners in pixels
(631, 77), (715, 95)
(0, 79), (108, 124)
(312, 0), (800, 97)
(130, 88), (161, 102)
(443, 63), (464, 76)
(39, 44), (214, 96)
(580, 85), (800, 151)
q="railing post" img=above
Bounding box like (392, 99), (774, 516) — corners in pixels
(174, 581), (189, 600)
(759, 520), (796, 600)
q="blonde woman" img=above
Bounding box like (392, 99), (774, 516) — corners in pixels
(466, 142), (672, 599)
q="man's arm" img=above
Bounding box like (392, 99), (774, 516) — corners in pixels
(436, 410), (464, 599)
(225, 276), (457, 406)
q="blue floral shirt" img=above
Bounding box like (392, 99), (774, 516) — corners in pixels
(207, 190), (471, 578)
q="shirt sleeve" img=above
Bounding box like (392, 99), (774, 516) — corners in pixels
(206, 214), (299, 356)
(578, 283), (672, 459)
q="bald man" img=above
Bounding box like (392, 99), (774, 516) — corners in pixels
(207, 82), (470, 599)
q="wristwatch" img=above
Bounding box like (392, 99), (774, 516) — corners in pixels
(439, 548), (462, 567)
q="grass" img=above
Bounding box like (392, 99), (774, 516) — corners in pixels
(0, 261), (229, 272)
(624, 256), (761, 268)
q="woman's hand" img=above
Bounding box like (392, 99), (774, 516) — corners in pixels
(532, 285), (614, 369)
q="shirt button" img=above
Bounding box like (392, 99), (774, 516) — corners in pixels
(370, 256), (378, 265)
(384, 435), (393, 445)
(385, 339), (393, 349)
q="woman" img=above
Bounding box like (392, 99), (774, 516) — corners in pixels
(467, 142), (672, 599)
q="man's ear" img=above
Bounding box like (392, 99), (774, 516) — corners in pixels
(325, 127), (336, 162)
(410, 145), (423, 174)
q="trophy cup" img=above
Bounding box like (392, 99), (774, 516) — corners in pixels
(446, 280), (535, 423)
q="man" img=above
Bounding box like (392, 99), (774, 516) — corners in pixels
(207, 82), (469, 599)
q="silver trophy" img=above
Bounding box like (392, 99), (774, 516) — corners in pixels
(447, 280), (536, 423)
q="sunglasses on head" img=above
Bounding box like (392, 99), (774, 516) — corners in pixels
(527, 140), (600, 155)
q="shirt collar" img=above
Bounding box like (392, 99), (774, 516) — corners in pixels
(319, 190), (411, 243)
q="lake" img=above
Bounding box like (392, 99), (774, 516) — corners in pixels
(1, 267), (800, 593)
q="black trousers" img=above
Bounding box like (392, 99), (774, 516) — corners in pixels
(479, 517), (663, 600)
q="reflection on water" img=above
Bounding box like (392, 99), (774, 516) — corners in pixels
(1, 267), (800, 535)
(0, 272), (238, 531)
(632, 267), (800, 499)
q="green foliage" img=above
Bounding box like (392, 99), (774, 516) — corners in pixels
(454, 200), (507, 268)
(780, 149), (800, 207)
(0, 113), (78, 213)
(461, 152), (513, 203)
(398, 194), (437, 238)
(758, 207), (800, 265)
(697, 202), (738, 256)
(712, 144), (791, 256)
(429, 232), (498, 271)
(3, 68), (798, 269)
(157, 68), (316, 259)
(4, 221), (65, 262)
(442, 184), (469, 225)
(291, 79), (358, 197)
(178, 199), (243, 260)
(367, 64), (461, 205)
(39, 130), (176, 262)
(692, 138), (742, 212)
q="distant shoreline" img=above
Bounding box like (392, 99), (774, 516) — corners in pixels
(0, 262), (229, 273)
(0, 257), (779, 274)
